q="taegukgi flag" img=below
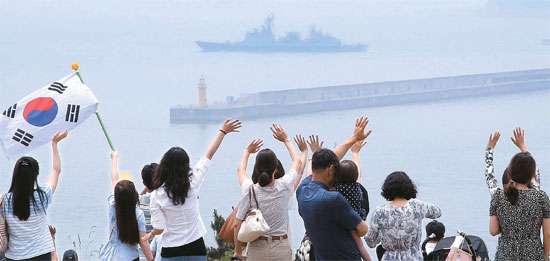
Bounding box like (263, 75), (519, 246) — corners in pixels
(0, 72), (98, 161)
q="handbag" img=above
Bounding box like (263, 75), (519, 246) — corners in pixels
(446, 232), (480, 261)
(237, 185), (270, 243)
(219, 206), (238, 244)
(294, 234), (315, 261)
(0, 193), (9, 253)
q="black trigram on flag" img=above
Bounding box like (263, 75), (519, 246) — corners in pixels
(65, 104), (80, 123)
(12, 129), (33, 146)
(48, 82), (68, 94)
(2, 103), (17, 118)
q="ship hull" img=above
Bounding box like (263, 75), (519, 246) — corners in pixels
(196, 41), (367, 53)
(170, 69), (550, 123)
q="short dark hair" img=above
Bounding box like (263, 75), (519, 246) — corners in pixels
(335, 160), (358, 184)
(312, 149), (339, 171)
(141, 163), (158, 190)
(425, 220), (445, 241)
(381, 171), (417, 201)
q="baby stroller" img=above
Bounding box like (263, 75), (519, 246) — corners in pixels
(423, 230), (490, 261)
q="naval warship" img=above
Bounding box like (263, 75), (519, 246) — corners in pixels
(196, 15), (367, 53)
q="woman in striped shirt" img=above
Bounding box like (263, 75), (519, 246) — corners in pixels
(0, 130), (67, 260)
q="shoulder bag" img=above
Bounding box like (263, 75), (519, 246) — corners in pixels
(237, 185), (270, 242)
(219, 206), (238, 244)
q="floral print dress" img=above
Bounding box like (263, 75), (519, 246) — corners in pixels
(365, 199), (441, 261)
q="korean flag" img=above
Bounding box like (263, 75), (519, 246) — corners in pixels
(0, 72), (99, 161)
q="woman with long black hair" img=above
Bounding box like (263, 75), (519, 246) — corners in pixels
(489, 152), (550, 260)
(99, 151), (154, 260)
(0, 130), (67, 260)
(144, 119), (241, 261)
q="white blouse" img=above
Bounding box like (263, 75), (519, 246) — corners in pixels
(150, 157), (211, 248)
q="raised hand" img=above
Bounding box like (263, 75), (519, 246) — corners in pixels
(487, 132), (500, 149)
(351, 139), (367, 153)
(52, 130), (68, 144)
(246, 139), (263, 154)
(307, 135), (324, 153)
(220, 119), (242, 134)
(271, 124), (289, 142)
(352, 116), (372, 142)
(294, 135), (307, 153)
(511, 127), (528, 152)
(110, 150), (119, 160)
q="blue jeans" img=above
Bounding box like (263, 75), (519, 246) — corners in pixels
(161, 256), (207, 261)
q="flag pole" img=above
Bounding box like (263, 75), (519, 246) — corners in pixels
(72, 63), (116, 151)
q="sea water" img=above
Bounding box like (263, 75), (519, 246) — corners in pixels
(1, 1), (549, 257)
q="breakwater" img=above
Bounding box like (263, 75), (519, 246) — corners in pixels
(170, 69), (550, 123)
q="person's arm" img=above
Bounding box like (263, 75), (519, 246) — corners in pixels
(143, 192), (166, 241)
(49, 225), (57, 261)
(486, 132), (500, 195)
(489, 216), (500, 236)
(271, 124), (300, 171)
(420, 200), (442, 219)
(233, 219), (244, 261)
(204, 119), (242, 160)
(139, 231), (154, 261)
(306, 135), (324, 177)
(356, 220), (368, 237)
(511, 127), (541, 189)
(333, 116), (372, 160)
(365, 209), (381, 248)
(543, 218), (549, 260)
(110, 151), (119, 191)
(233, 190), (251, 261)
(293, 135), (308, 190)
(47, 130), (68, 193)
(238, 139), (263, 186)
(350, 139), (366, 183)
(143, 228), (164, 241)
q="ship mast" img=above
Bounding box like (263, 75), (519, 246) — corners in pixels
(198, 76), (207, 107)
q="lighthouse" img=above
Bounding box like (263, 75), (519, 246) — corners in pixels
(198, 76), (207, 107)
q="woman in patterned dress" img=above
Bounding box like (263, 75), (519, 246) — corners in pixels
(365, 171), (441, 260)
(489, 150), (550, 260)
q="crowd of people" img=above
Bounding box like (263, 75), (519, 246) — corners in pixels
(0, 117), (549, 261)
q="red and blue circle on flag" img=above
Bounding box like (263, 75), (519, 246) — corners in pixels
(23, 97), (58, 127)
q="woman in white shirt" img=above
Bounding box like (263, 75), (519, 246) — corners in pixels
(1, 131), (67, 260)
(233, 124), (302, 261)
(144, 119), (241, 261)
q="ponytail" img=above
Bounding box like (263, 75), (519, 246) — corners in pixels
(504, 152), (536, 205)
(504, 180), (520, 205)
(258, 171), (272, 187)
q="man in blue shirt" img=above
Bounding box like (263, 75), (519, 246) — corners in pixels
(297, 116), (371, 260)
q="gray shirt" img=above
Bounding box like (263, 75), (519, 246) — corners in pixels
(236, 169), (297, 237)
